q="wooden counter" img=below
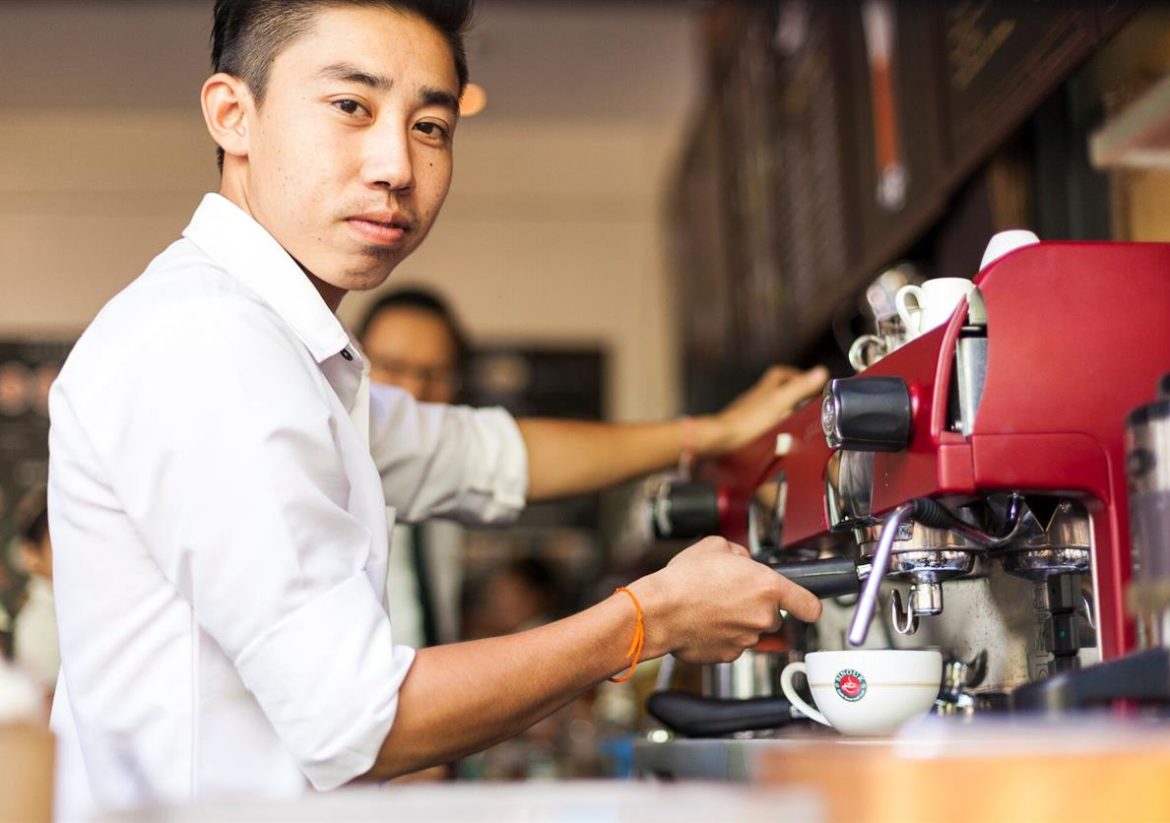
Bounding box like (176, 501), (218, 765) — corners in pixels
(757, 718), (1170, 823)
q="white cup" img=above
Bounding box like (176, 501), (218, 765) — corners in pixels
(895, 278), (976, 337)
(979, 229), (1039, 270)
(780, 649), (941, 736)
(847, 334), (886, 371)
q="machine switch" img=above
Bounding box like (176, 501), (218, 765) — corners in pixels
(822, 376), (912, 452)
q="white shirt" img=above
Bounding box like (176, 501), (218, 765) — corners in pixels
(385, 521), (465, 648)
(47, 194), (527, 818)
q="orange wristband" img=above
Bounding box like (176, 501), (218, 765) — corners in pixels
(609, 587), (645, 683)
(678, 415), (697, 479)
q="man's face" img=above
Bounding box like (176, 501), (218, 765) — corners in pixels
(227, 6), (459, 302)
(362, 306), (461, 403)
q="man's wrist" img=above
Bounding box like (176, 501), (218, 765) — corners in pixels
(626, 572), (673, 660)
(691, 414), (731, 458)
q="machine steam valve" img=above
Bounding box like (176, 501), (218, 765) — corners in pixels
(822, 376), (912, 452)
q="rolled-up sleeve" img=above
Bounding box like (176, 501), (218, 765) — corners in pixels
(76, 296), (409, 790)
(368, 384), (528, 525)
(234, 574), (412, 789)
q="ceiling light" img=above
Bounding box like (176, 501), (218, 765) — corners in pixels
(460, 83), (487, 117)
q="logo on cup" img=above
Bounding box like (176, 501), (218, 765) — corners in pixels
(834, 669), (867, 702)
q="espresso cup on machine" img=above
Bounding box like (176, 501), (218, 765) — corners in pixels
(779, 649), (942, 736)
(847, 334), (887, 371)
(895, 278), (978, 338)
(847, 315), (909, 371)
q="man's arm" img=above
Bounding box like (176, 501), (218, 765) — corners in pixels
(361, 536), (821, 779)
(519, 365), (828, 501)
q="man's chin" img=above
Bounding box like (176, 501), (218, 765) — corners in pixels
(341, 263), (398, 293)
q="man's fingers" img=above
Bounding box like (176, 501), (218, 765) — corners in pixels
(782, 365), (828, 392)
(772, 366), (829, 407)
(759, 364), (801, 386)
(775, 575), (823, 623)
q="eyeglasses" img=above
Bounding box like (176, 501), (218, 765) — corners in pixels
(369, 355), (462, 393)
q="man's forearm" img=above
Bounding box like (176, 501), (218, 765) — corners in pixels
(362, 586), (656, 779)
(515, 366), (828, 501)
(361, 535), (823, 781)
(517, 417), (723, 501)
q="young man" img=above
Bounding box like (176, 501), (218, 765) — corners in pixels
(48, 0), (826, 815)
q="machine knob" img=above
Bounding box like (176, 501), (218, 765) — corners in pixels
(821, 376), (912, 452)
(648, 480), (722, 539)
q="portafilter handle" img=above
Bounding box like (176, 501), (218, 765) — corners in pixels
(847, 498), (954, 646)
(766, 556), (870, 599)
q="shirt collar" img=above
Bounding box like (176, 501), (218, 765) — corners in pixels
(182, 193), (356, 364)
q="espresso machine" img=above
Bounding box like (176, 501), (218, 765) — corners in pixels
(645, 239), (1170, 739)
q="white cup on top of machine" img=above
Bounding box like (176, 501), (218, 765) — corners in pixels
(979, 229), (1040, 270)
(779, 649), (942, 736)
(895, 278), (978, 338)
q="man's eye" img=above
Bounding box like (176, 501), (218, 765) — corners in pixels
(333, 99), (366, 116)
(415, 121), (450, 142)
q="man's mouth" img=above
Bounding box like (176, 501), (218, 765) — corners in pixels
(347, 213), (413, 246)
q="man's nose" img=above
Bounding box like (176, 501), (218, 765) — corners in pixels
(362, 127), (414, 191)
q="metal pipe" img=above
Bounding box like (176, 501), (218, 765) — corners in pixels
(848, 501), (915, 646)
(948, 492), (1027, 549)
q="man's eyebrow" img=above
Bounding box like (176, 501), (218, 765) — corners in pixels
(319, 62), (393, 91)
(318, 63), (459, 113)
(420, 86), (460, 114)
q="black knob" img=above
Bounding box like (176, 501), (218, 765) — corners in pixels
(649, 480), (721, 539)
(1160, 372), (1170, 399)
(821, 376), (911, 452)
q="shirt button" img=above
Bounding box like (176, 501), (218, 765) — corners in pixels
(341, 349), (354, 362)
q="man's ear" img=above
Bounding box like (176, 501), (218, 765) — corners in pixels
(201, 72), (252, 161)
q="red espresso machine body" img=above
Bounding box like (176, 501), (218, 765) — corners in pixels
(717, 242), (1170, 679)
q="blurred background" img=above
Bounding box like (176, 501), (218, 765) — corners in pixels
(4, 0), (1170, 781)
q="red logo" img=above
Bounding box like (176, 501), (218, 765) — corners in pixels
(834, 668), (867, 702)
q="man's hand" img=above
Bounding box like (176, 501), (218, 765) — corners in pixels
(697, 365), (829, 457)
(628, 536), (822, 665)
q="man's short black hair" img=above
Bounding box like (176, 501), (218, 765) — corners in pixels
(210, 0), (473, 168)
(357, 286), (471, 372)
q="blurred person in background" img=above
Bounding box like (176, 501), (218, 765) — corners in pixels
(12, 485), (58, 696)
(357, 287), (469, 650)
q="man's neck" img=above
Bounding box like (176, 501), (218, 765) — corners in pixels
(217, 180), (346, 314)
(306, 270), (346, 313)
